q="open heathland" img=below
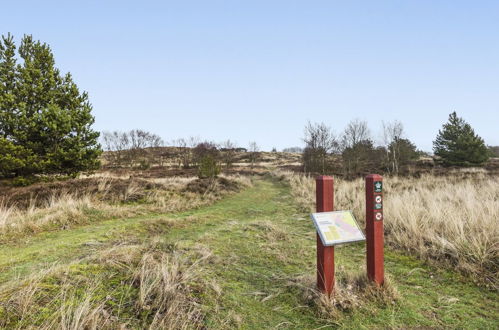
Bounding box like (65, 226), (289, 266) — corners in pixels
(277, 170), (499, 289)
(0, 174), (497, 328)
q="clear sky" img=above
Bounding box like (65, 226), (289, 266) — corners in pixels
(2, 0), (498, 151)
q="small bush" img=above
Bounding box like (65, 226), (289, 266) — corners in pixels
(198, 156), (221, 179)
(11, 176), (38, 187)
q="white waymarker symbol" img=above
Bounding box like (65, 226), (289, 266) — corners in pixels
(375, 212), (383, 220)
(375, 195), (382, 203)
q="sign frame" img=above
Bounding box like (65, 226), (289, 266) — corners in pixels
(310, 210), (366, 246)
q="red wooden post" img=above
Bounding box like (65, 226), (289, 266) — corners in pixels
(316, 176), (335, 295)
(365, 174), (384, 285)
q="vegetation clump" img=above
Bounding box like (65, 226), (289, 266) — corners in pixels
(433, 112), (489, 166)
(197, 155), (221, 179)
(292, 273), (398, 320)
(0, 239), (211, 329)
(0, 34), (101, 178)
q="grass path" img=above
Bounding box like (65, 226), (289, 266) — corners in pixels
(1, 178), (497, 328)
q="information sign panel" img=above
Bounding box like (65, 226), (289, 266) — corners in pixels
(311, 211), (365, 246)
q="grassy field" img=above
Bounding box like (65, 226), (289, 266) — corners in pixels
(279, 170), (499, 289)
(0, 176), (497, 328)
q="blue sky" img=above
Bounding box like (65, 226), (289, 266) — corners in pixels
(2, 0), (498, 151)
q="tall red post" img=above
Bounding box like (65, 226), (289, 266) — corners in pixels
(316, 176), (335, 295)
(365, 174), (384, 285)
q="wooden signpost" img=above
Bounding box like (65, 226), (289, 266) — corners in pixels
(365, 174), (384, 285)
(315, 176), (335, 295)
(313, 174), (385, 295)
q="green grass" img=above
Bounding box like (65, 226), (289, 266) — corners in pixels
(0, 178), (497, 328)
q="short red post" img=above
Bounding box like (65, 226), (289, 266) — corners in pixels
(316, 176), (335, 295)
(365, 174), (384, 285)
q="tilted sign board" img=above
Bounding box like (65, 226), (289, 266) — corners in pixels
(311, 211), (365, 246)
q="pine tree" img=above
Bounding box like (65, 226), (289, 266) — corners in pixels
(433, 112), (489, 166)
(0, 34), (101, 177)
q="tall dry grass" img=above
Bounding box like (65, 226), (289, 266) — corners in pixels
(289, 272), (398, 320)
(0, 175), (251, 242)
(0, 239), (213, 329)
(275, 171), (499, 288)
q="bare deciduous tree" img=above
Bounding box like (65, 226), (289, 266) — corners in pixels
(101, 129), (163, 168)
(172, 136), (199, 169)
(382, 121), (419, 174)
(382, 120), (404, 173)
(248, 142), (260, 169)
(341, 119), (371, 150)
(102, 131), (128, 166)
(220, 139), (237, 169)
(302, 121), (338, 174)
(340, 119), (374, 176)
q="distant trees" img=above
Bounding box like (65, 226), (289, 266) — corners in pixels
(382, 121), (418, 174)
(282, 147), (303, 153)
(342, 140), (384, 177)
(220, 139), (237, 169)
(301, 119), (421, 177)
(387, 138), (418, 172)
(0, 34), (101, 178)
(102, 129), (163, 168)
(433, 112), (489, 166)
(193, 141), (221, 178)
(489, 146), (499, 157)
(168, 136), (199, 169)
(193, 141), (219, 164)
(341, 119), (371, 149)
(248, 142), (260, 168)
(302, 122), (338, 174)
(299, 112), (491, 177)
(340, 119), (377, 176)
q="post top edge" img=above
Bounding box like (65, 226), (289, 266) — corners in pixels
(316, 175), (334, 180)
(366, 174), (383, 179)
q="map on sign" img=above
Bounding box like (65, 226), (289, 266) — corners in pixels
(311, 211), (365, 246)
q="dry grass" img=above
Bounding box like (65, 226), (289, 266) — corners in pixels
(0, 239), (214, 329)
(248, 220), (290, 242)
(134, 250), (207, 329)
(0, 175), (252, 242)
(289, 271), (398, 320)
(275, 170), (499, 288)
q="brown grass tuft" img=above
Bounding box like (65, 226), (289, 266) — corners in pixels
(0, 239), (213, 329)
(290, 272), (398, 320)
(249, 220), (290, 242)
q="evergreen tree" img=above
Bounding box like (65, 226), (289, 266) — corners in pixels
(0, 34), (101, 177)
(433, 112), (489, 166)
(387, 137), (419, 173)
(342, 139), (384, 177)
(197, 155), (221, 179)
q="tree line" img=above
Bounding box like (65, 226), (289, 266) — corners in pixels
(302, 112), (491, 177)
(101, 131), (261, 177)
(1, 34), (495, 182)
